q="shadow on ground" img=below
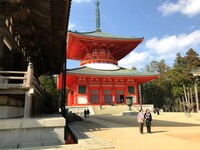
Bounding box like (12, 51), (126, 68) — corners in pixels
(67, 114), (200, 140)
(90, 115), (200, 128)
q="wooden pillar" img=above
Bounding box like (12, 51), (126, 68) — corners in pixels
(0, 15), (5, 61)
(74, 80), (78, 105)
(0, 31), (4, 71)
(68, 91), (73, 106)
(139, 84), (142, 110)
(112, 79), (115, 103)
(0, 30), (4, 58)
(86, 78), (90, 104)
(99, 78), (103, 104)
(135, 84), (139, 104)
(124, 79), (128, 104)
(24, 63), (34, 118)
(112, 88), (115, 104)
(0, 9), (5, 60)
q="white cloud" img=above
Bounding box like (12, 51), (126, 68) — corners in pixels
(68, 22), (76, 30)
(158, 0), (200, 17)
(118, 51), (151, 70)
(73, 0), (93, 3)
(146, 30), (200, 56)
(120, 30), (200, 70)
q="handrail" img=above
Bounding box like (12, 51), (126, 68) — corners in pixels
(0, 71), (27, 88)
(0, 71), (26, 74)
(0, 70), (57, 112)
(33, 76), (46, 100)
(0, 76), (26, 79)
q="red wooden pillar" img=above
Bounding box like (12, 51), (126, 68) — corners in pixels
(112, 79), (115, 103)
(124, 79), (128, 104)
(99, 78), (103, 104)
(112, 88), (115, 103)
(135, 84), (139, 104)
(74, 80), (78, 105)
(68, 91), (73, 106)
(86, 78), (90, 104)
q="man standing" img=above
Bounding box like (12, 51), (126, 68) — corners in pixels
(156, 108), (160, 115)
(144, 109), (152, 133)
(137, 109), (144, 134)
(84, 109), (87, 118)
(86, 109), (90, 118)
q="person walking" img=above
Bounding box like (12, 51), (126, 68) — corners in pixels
(100, 104), (102, 109)
(144, 109), (152, 133)
(84, 109), (87, 118)
(86, 109), (90, 118)
(156, 107), (160, 115)
(137, 109), (144, 134)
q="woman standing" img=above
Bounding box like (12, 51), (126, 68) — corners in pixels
(144, 109), (152, 133)
(137, 109), (144, 134)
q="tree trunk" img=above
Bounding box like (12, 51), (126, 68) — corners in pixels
(194, 79), (199, 112)
(179, 97), (183, 112)
(181, 95), (186, 111)
(187, 87), (191, 106)
(190, 87), (194, 112)
(183, 84), (188, 104)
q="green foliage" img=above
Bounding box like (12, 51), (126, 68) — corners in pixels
(38, 73), (60, 111)
(39, 73), (57, 94)
(142, 48), (200, 111)
(131, 66), (137, 71)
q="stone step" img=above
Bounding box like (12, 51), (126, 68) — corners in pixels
(92, 105), (138, 115)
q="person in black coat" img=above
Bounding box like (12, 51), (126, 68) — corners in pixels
(86, 109), (90, 118)
(156, 108), (160, 115)
(144, 109), (152, 133)
(84, 109), (87, 118)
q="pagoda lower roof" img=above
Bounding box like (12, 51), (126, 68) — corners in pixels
(67, 30), (143, 61)
(66, 66), (159, 84)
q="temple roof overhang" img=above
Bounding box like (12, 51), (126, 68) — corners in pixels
(58, 66), (159, 88)
(1, 0), (72, 75)
(67, 30), (144, 61)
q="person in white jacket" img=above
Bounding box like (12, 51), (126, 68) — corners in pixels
(137, 109), (144, 134)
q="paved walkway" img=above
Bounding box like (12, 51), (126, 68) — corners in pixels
(21, 112), (200, 150)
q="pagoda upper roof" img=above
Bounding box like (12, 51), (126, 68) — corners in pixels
(70, 30), (142, 39)
(67, 30), (144, 61)
(65, 66), (159, 85)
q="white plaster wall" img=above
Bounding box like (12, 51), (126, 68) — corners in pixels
(85, 63), (120, 70)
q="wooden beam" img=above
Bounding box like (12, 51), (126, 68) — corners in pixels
(0, 76), (26, 80)
(0, 84), (25, 89)
(0, 89), (26, 94)
(1, 0), (25, 4)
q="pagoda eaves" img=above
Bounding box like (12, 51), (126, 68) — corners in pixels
(57, 66), (159, 88)
(67, 30), (143, 64)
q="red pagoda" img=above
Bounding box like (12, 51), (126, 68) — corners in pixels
(57, 0), (159, 106)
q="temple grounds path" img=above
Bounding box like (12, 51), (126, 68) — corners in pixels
(33, 112), (200, 150)
(81, 112), (200, 150)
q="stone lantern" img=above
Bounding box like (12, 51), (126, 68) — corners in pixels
(126, 96), (133, 111)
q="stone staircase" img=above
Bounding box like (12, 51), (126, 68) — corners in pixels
(66, 106), (95, 116)
(92, 104), (139, 115)
(66, 104), (154, 116)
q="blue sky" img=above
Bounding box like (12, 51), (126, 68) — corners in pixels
(67, 0), (200, 71)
